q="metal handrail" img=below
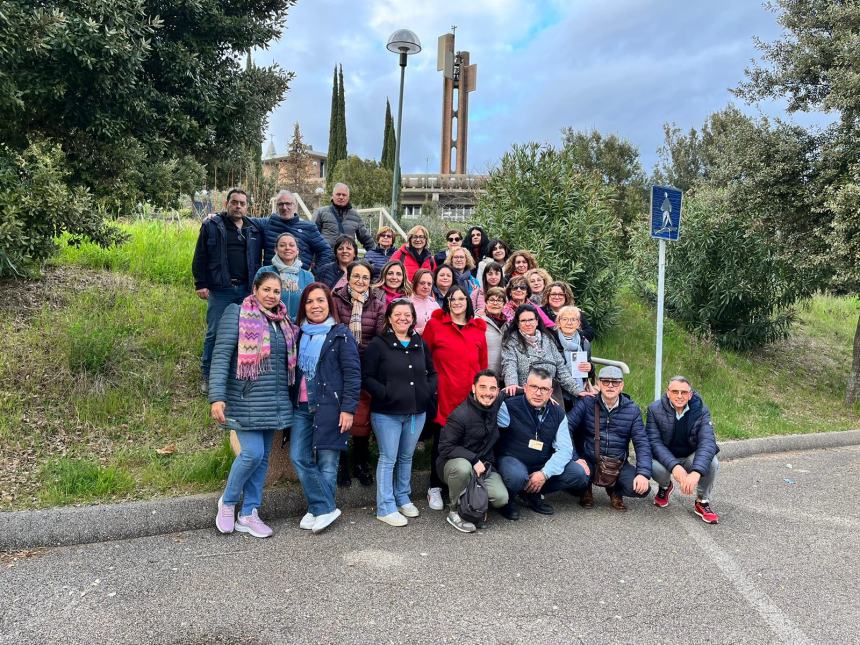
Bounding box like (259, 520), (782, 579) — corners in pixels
(356, 207), (408, 239)
(590, 357), (630, 375)
(293, 193), (314, 221)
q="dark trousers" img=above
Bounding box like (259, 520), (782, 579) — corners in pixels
(585, 459), (649, 499)
(497, 456), (590, 496)
(201, 284), (249, 377)
(428, 422), (444, 489)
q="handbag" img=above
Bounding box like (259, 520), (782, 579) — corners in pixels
(457, 464), (491, 525)
(593, 400), (623, 488)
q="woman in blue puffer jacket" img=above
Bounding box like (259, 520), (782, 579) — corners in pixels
(209, 267), (298, 539)
(288, 282), (362, 534)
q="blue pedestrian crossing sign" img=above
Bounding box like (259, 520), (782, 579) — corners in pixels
(650, 186), (682, 241)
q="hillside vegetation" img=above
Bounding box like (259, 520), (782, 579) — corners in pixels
(0, 219), (856, 510)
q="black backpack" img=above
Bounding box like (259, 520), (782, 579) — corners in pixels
(457, 465), (492, 524)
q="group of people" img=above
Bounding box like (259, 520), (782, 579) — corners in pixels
(192, 184), (721, 538)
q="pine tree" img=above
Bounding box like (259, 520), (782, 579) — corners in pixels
(286, 122), (311, 206)
(325, 66), (339, 189)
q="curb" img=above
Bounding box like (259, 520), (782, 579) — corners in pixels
(2, 429), (859, 551)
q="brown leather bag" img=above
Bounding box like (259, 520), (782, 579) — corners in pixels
(593, 400), (622, 488)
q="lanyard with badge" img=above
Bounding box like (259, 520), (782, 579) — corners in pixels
(527, 405), (548, 451)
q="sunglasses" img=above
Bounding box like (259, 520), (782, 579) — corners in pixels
(511, 285), (528, 291)
(447, 236), (462, 242)
(599, 379), (623, 387)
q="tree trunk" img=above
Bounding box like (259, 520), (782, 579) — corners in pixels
(846, 314), (860, 405)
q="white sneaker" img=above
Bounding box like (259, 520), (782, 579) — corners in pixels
(299, 512), (315, 530)
(312, 508), (341, 534)
(398, 503), (420, 518)
(377, 511), (408, 527)
(427, 487), (444, 511)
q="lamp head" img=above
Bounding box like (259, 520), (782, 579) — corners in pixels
(387, 29), (422, 55)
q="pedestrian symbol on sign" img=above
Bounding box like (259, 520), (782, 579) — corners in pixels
(650, 186), (682, 241)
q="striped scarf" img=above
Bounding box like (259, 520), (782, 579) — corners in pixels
(346, 286), (369, 346)
(237, 295), (297, 383)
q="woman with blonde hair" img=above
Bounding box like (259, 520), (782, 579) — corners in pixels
(445, 246), (480, 296)
(502, 250), (538, 281)
(525, 267), (552, 306)
(374, 260), (413, 305)
(391, 225), (436, 281)
(365, 226), (399, 279)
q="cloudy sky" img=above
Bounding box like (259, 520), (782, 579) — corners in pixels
(257, 0), (829, 176)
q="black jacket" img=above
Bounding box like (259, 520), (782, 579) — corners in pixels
(191, 213), (264, 290)
(362, 330), (437, 415)
(436, 392), (506, 478)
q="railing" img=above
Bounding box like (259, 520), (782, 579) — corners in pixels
(293, 193), (314, 221)
(590, 357), (630, 375)
(356, 207), (408, 239)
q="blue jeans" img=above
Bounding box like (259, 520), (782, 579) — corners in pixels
(497, 455), (590, 496)
(201, 284), (249, 377)
(289, 406), (340, 516)
(371, 412), (425, 516)
(222, 429), (274, 516)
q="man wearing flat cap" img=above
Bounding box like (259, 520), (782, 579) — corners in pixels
(565, 366), (652, 511)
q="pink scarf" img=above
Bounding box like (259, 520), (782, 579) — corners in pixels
(237, 295), (297, 383)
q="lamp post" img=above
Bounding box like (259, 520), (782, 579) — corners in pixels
(387, 29), (421, 222)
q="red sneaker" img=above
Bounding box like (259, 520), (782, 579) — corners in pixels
(653, 481), (674, 508)
(694, 499), (719, 524)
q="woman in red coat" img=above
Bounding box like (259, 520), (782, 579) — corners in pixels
(421, 284), (488, 511)
(391, 225), (436, 282)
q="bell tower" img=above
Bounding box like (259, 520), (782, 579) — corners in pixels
(438, 29), (477, 175)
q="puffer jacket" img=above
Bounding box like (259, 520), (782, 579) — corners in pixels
(501, 332), (582, 396)
(208, 304), (295, 431)
(362, 330), (437, 415)
(315, 261), (346, 290)
(436, 392), (505, 477)
(479, 314), (506, 375)
(391, 244), (436, 281)
(646, 393), (718, 475)
(364, 245), (397, 280)
(314, 202), (375, 250)
(331, 286), (386, 356)
(253, 214), (334, 270)
(289, 324), (361, 451)
(566, 393), (652, 478)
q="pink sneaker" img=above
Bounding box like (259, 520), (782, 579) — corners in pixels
(235, 509), (273, 538)
(216, 496), (235, 534)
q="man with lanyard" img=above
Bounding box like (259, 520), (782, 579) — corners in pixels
(313, 183), (376, 252)
(495, 367), (586, 520)
(191, 188), (264, 393)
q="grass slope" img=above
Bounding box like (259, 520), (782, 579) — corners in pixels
(0, 219), (856, 510)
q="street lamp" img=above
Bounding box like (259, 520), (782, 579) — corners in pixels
(387, 29), (421, 222)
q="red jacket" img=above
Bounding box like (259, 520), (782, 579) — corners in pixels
(391, 244), (437, 282)
(422, 309), (488, 425)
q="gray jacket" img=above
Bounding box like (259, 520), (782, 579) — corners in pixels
(479, 314), (506, 376)
(208, 304), (294, 431)
(313, 203), (375, 251)
(501, 332), (582, 397)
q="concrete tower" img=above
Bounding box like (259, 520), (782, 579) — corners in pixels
(438, 30), (477, 175)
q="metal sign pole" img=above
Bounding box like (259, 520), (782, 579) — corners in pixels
(655, 238), (666, 401)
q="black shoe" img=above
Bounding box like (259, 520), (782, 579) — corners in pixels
(354, 463), (374, 487)
(499, 501), (520, 521)
(520, 492), (554, 515)
(337, 460), (352, 488)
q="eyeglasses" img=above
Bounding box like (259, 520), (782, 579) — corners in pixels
(599, 379), (623, 387)
(276, 202), (294, 207)
(557, 317), (580, 324)
(525, 383), (552, 394)
(350, 275), (371, 282)
(447, 236), (462, 242)
(511, 285), (528, 291)
(669, 389), (692, 396)
(548, 291), (566, 298)
(411, 235), (426, 240)
(379, 233), (394, 238)
(519, 317), (537, 324)
(486, 297), (505, 304)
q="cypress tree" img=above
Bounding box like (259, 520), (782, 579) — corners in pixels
(337, 64), (348, 162)
(325, 66), (339, 189)
(381, 98), (396, 171)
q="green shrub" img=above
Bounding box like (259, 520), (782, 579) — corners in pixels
(40, 458), (135, 505)
(631, 187), (799, 350)
(475, 142), (624, 335)
(0, 140), (125, 277)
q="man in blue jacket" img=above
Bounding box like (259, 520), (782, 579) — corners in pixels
(191, 188), (264, 392)
(647, 376), (720, 524)
(255, 190), (333, 270)
(495, 368), (588, 520)
(566, 366), (652, 511)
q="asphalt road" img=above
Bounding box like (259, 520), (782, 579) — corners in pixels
(1, 446), (858, 645)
